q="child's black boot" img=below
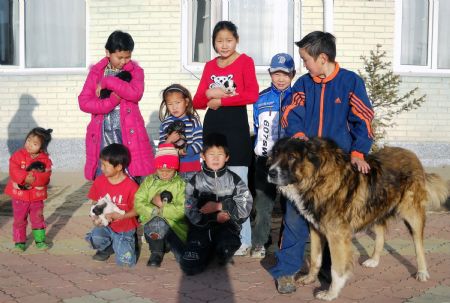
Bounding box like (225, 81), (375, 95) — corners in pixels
(147, 239), (165, 267)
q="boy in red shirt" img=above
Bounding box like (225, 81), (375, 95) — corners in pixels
(85, 143), (139, 267)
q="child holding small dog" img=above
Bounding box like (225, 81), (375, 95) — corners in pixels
(134, 143), (188, 267)
(180, 133), (253, 275)
(5, 127), (53, 251)
(78, 30), (155, 182)
(158, 84), (203, 182)
(271, 31), (374, 294)
(85, 144), (139, 267)
(193, 20), (259, 256)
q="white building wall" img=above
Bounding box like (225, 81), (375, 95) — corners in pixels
(0, 0), (449, 171)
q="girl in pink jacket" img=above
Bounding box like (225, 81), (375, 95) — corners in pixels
(78, 30), (155, 182)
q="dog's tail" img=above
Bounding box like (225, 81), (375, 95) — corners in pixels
(425, 173), (448, 210)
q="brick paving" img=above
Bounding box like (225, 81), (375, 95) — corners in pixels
(0, 173), (449, 303)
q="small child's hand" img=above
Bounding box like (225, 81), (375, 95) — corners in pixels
(217, 211), (230, 223)
(206, 87), (228, 99)
(24, 172), (35, 185)
(105, 212), (123, 222)
(152, 195), (163, 208)
(351, 156), (371, 174)
(207, 98), (222, 110)
(200, 201), (222, 214)
(96, 84), (102, 97)
(166, 132), (181, 144)
(178, 149), (187, 156)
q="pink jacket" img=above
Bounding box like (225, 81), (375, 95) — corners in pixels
(78, 57), (155, 180)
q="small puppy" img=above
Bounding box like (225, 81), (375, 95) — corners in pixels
(14, 161), (46, 190)
(90, 194), (125, 226)
(166, 120), (187, 152)
(99, 70), (132, 99)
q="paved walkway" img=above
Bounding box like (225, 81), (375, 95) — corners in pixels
(0, 172), (449, 303)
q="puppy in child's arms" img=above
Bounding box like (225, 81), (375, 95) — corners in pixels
(90, 194), (125, 226)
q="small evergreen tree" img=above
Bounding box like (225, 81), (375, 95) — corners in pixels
(359, 44), (426, 150)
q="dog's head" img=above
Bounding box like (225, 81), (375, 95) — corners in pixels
(267, 137), (347, 189)
(26, 161), (46, 172)
(91, 201), (107, 216)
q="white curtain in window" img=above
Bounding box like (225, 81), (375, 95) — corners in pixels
(25, 0), (85, 68)
(192, 0), (211, 63)
(401, 0), (428, 66)
(438, 1), (450, 69)
(229, 0), (293, 66)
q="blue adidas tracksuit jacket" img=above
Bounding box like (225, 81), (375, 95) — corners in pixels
(282, 64), (374, 157)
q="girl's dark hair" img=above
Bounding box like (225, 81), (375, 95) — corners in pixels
(202, 133), (230, 156)
(295, 31), (336, 62)
(105, 30), (134, 53)
(159, 83), (199, 122)
(212, 21), (239, 52)
(26, 127), (53, 153)
(100, 143), (131, 170)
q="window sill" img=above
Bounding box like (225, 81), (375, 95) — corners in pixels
(0, 67), (88, 76)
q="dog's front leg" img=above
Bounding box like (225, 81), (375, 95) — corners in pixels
(316, 230), (353, 301)
(297, 226), (323, 285)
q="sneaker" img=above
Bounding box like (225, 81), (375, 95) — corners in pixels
(276, 275), (296, 294)
(35, 241), (48, 250)
(234, 244), (250, 256)
(251, 245), (266, 259)
(14, 243), (26, 252)
(92, 248), (113, 262)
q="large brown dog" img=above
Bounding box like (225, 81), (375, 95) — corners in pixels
(268, 137), (448, 301)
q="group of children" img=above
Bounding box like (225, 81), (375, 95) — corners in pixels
(6, 21), (373, 293)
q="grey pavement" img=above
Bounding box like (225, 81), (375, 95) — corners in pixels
(0, 170), (450, 303)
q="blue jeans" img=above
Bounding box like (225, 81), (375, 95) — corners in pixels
(228, 165), (251, 247)
(268, 200), (309, 279)
(86, 226), (137, 267)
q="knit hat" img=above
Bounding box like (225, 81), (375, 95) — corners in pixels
(155, 143), (179, 170)
(268, 53), (295, 74)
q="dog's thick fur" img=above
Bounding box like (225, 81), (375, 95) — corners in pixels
(268, 137), (448, 301)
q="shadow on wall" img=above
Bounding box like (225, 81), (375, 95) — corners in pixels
(7, 94), (39, 155)
(146, 110), (160, 149)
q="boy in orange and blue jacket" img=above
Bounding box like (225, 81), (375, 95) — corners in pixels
(271, 31), (374, 294)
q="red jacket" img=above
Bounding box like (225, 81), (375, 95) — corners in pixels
(5, 149), (52, 202)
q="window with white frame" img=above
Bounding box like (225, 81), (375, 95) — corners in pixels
(0, 0), (86, 70)
(182, 0), (300, 72)
(395, 0), (450, 73)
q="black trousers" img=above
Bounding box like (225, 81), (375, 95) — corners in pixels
(180, 224), (241, 275)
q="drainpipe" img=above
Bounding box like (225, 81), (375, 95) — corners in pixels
(323, 0), (334, 33)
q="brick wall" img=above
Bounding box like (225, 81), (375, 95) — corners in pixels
(0, 0), (449, 171)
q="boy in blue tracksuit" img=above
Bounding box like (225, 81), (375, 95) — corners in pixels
(251, 53), (296, 259)
(272, 31), (374, 294)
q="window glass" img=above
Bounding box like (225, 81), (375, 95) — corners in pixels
(25, 0), (85, 68)
(192, 0), (211, 63)
(437, 1), (450, 69)
(400, 0), (428, 66)
(229, 0), (294, 66)
(0, 0), (19, 65)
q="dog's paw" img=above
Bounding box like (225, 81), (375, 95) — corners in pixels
(296, 274), (317, 285)
(315, 290), (338, 301)
(415, 270), (430, 282)
(362, 258), (379, 268)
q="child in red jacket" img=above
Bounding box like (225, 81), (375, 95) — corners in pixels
(5, 127), (53, 251)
